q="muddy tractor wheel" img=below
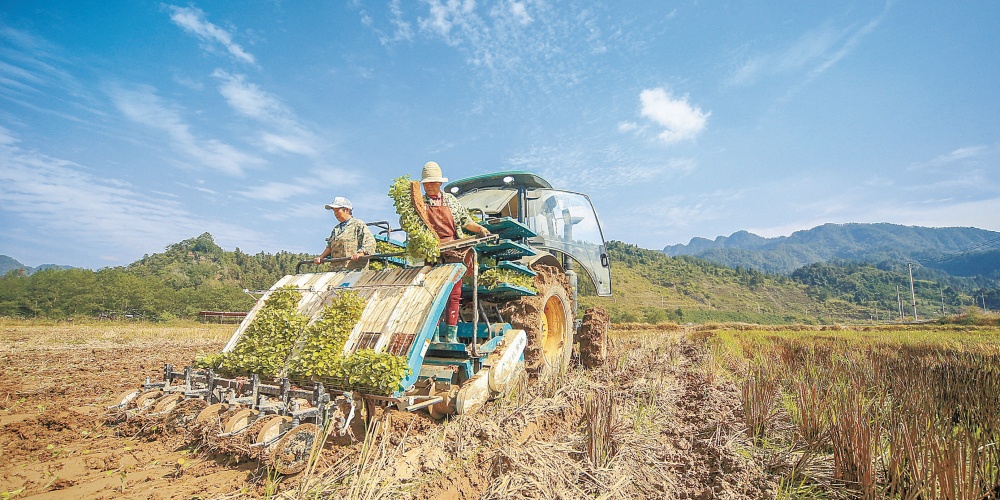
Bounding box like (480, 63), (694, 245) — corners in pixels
(577, 307), (610, 368)
(501, 265), (574, 379)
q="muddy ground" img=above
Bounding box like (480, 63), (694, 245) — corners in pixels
(0, 321), (777, 499)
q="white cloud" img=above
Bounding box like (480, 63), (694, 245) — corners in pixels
(728, 4), (891, 87)
(508, 144), (696, 192)
(0, 128), (262, 264)
(907, 144), (999, 180)
(608, 161), (694, 185)
(509, 2), (533, 25)
(637, 87), (710, 144)
(730, 24), (842, 86)
(878, 198), (1000, 232)
(212, 70), (318, 156)
(261, 202), (318, 222)
(239, 167), (365, 202)
(419, 0), (477, 40)
(166, 5), (256, 65)
(617, 121), (639, 133)
(0, 25), (104, 116)
(172, 75), (204, 91)
(388, 0), (415, 42)
(622, 188), (745, 235)
(918, 145), (990, 169)
(313, 168), (365, 186)
(259, 133), (316, 156)
(213, 70), (289, 122)
(358, 0), (605, 96)
(239, 181), (314, 202)
(355, 0), (414, 45)
(107, 83), (264, 175)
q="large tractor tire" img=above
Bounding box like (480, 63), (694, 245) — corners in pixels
(577, 307), (609, 368)
(500, 265), (574, 379)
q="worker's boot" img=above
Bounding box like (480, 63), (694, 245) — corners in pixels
(445, 325), (459, 343)
(432, 324), (442, 343)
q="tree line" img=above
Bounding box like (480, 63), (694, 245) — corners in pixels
(0, 233), (310, 320)
(2, 233), (995, 322)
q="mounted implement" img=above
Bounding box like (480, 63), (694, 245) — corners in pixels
(108, 170), (612, 474)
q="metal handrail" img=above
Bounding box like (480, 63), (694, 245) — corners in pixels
(295, 252), (407, 274)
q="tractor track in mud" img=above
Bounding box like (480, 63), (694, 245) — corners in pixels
(666, 333), (773, 499)
(388, 329), (774, 499)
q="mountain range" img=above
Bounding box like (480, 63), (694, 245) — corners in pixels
(7, 223), (996, 279)
(661, 223), (1000, 278)
(2, 225), (997, 322)
(0, 255), (74, 276)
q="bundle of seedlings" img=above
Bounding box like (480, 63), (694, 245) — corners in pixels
(195, 287), (410, 396)
(476, 267), (536, 292)
(388, 175), (440, 262)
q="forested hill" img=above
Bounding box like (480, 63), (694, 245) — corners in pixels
(580, 241), (998, 324)
(126, 232), (310, 292)
(0, 233), (310, 320)
(661, 223), (1000, 276)
(2, 232), (996, 322)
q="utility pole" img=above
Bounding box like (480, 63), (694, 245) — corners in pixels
(940, 289), (945, 316)
(908, 262), (918, 321)
(896, 286), (904, 322)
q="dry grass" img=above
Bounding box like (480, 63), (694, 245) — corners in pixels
(707, 326), (1000, 499)
(40, 319), (770, 498)
(741, 364), (779, 443)
(257, 327), (763, 499)
(0, 317), (232, 348)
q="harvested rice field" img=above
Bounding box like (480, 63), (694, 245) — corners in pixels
(2, 319), (998, 498)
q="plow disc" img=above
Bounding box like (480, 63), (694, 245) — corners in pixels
(127, 389), (163, 417)
(197, 403), (229, 424)
(271, 423), (322, 475)
(223, 408), (259, 434)
(149, 393), (185, 415)
(255, 416), (293, 447)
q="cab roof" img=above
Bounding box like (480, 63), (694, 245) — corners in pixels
(445, 170), (552, 194)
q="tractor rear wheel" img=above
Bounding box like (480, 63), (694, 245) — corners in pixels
(501, 265), (573, 379)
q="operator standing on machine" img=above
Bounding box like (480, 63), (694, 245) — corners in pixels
(419, 162), (491, 343)
(314, 196), (376, 271)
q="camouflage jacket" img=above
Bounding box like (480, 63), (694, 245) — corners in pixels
(423, 193), (474, 238)
(327, 217), (376, 263)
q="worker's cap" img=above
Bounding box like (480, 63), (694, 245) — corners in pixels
(324, 196), (352, 210)
(420, 161), (448, 184)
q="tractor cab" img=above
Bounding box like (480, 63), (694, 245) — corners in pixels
(446, 171), (612, 297)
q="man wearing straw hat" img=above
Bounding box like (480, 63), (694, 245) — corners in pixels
(313, 196), (376, 271)
(419, 161), (490, 343)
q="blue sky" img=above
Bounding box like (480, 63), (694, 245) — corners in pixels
(2, 1), (998, 269)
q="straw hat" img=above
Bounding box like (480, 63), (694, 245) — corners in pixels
(420, 161), (448, 183)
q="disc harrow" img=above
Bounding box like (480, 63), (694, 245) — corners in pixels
(106, 363), (360, 471)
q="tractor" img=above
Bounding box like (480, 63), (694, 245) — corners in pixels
(108, 170), (612, 474)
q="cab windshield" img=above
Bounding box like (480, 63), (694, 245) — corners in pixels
(525, 189), (611, 296)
